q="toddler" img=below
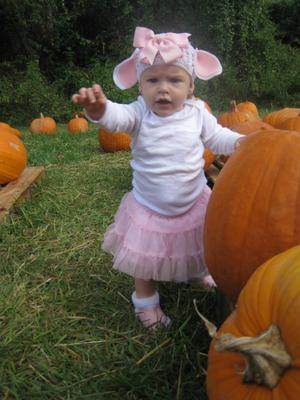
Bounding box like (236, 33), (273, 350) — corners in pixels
(72, 27), (243, 329)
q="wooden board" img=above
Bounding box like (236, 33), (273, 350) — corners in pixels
(0, 166), (45, 221)
(205, 158), (225, 187)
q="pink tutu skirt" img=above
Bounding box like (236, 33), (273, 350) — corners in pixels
(102, 186), (211, 282)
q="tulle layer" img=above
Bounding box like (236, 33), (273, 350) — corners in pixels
(102, 187), (211, 282)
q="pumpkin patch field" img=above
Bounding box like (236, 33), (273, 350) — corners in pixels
(1, 103), (300, 399)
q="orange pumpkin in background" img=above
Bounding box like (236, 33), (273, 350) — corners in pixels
(29, 113), (57, 134)
(204, 101), (212, 113)
(0, 132), (27, 184)
(263, 107), (300, 129)
(203, 149), (216, 171)
(236, 100), (259, 118)
(68, 114), (89, 133)
(193, 97), (212, 113)
(205, 245), (300, 400)
(99, 129), (131, 152)
(218, 100), (258, 129)
(278, 113), (300, 132)
(232, 119), (273, 135)
(204, 129), (300, 301)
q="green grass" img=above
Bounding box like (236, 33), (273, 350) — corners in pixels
(0, 126), (228, 400)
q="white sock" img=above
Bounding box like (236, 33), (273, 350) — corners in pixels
(131, 291), (159, 310)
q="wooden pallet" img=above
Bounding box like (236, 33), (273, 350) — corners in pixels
(0, 166), (45, 221)
(205, 158), (225, 188)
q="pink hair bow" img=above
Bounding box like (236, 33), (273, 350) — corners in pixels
(133, 27), (191, 64)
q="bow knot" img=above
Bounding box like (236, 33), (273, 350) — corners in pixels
(133, 27), (191, 65)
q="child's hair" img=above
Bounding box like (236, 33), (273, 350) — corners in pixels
(113, 27), (223, 90)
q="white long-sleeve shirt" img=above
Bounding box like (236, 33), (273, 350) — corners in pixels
(91, 96), (242, 216)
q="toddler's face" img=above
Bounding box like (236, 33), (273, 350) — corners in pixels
(139, 65), (194, 117)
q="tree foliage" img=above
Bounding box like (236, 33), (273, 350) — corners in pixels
(0, 0), (299, 124)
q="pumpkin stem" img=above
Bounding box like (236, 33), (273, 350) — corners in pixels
(193, 299), (218, 337)
(215, 324), (292, 389)
(230, 100), (238, 112)
(40, 113), (44, 119)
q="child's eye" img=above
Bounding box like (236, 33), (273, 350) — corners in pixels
(147, 78), (157, 83)
(170, 78), (182, 83)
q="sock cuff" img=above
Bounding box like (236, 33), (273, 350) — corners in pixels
(131, 291), (159, 310)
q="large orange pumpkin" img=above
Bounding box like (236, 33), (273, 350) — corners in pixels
(29, 113), (57, 134)
(99, 128), (131, 152)
(0, 133), (28, 184)
(221, 120), (273, 164)
(204, 129), (300, 301)
(205, 245), (300, 399)
(67, 114), (89, 133)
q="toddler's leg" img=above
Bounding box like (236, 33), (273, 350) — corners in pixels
(132, 278), (171, 329)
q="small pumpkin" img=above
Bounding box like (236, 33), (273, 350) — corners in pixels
(205, 245), (300, 399)
(218, 100), (257, 129)
(203, 148), (216, 171)
(236, 100), (259, 117)
(68, 114), (89, 133)
(193, 97), (212, 113)
(29, 113), (57, 134)
(204, 129), (300, 301)
(204, 101), (212, 113)
(99, 128), (131, 152)
(0, 132), (28, 184)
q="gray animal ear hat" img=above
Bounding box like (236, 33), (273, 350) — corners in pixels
(113, 27), (222, 90)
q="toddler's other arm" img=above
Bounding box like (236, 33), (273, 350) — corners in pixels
(72, 84), (107, 121)
(201, 107), (244, 155)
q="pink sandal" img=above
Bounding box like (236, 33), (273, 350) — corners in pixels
(132, 291), (171, 329)
(135, 306), (171, 329)
(189, 274), (217, 288)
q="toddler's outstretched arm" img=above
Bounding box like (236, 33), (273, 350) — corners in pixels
(72, 84), (107, 121)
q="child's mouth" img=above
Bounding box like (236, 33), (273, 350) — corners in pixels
(156, 99), (171, 105)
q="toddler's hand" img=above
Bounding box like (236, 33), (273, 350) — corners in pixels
(72, 84), (107, 121)
(234, 136), (245, 149)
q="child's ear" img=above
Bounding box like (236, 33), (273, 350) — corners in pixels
(189, 80), (195, 96)
(138, 83), (142, 95)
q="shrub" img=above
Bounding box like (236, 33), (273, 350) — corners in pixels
(0, 60), (68, 125)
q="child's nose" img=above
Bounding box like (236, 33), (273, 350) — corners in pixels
(158, 81), (169, 93)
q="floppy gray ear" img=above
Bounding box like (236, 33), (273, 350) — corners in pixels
(113, 49), (139, 89)
(194, 50), (222, 80)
